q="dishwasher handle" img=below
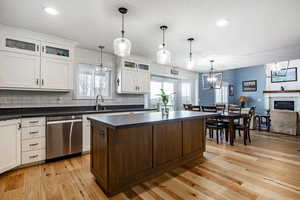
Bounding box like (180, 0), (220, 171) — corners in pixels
(47, 119), (82, 125)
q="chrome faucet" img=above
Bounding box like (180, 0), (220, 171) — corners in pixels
(96, 94), (104, 111)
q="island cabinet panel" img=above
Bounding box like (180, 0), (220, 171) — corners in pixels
(90, 123), (108, 191)
(108, 125), (153, 192)
(182, 119), (204, 156)
(153, 121), (182, 167)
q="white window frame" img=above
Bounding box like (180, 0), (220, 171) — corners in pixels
(215, 81), (229, 104)
(74, 63), (112, 100)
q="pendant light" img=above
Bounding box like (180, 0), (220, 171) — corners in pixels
(97, 45), (108, 72)
(113, 7), (131, 57)
(207, 60), (217, 89)
(187, 38), (194, 69)
(157, 25), (171, 65)
(271, 61), (289, 77)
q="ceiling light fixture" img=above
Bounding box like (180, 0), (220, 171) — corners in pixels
(271, 61), (289, 77)
(187, 38), (194, 69)
(157, 25), (171, 65)
(207, 60), (218, 89)
(113, 7), (131, 57)
(43, 7), (59, 15)
(97, 45), (108, 72)
(216, 18), (229, 27)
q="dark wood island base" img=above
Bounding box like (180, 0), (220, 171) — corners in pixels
(88, 111), (215, 196)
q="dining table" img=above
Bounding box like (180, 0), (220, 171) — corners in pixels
(208, 111), (248, 146)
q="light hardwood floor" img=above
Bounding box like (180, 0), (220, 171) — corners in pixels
(1, 131), (300, 200)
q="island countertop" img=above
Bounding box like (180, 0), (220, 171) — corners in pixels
(87, 110), (219, 129)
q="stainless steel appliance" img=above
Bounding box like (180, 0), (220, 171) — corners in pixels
(46, 115), (82, 160)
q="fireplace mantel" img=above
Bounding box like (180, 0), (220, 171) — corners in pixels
(263, 90), (300, 93)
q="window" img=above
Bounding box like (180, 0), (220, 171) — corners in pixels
(181, 82), (192, 104)
(215, 83), (228, 104)
(149, 76), (176, 110)
(75, 64), (111, 99)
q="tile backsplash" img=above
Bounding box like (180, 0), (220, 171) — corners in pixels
(0, 90), (144, 108)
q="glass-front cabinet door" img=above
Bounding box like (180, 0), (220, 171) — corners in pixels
(41, 42), (72, 60)
(0, 35), (40, 56)
(137, 63), (150, 71)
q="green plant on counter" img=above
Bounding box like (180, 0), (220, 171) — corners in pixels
(157, 89), (174, 113)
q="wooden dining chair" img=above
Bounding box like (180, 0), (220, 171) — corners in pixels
(191, 105), (201, 111)
(234, 107), (255, 145)
(183, 104), (193, 110)
(202, 105), (228, 144)
(201, 105), (217, 112)
(216, 104), (226, 112)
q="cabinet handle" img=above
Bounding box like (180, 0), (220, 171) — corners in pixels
(29, 121), (39, 124)
(36, 79), (39, 85)
(42, 46), (45, 52)
(29, 143), (39, 147)
(29, 155), (39, 159)
(18, 122), (22, 130)
(37, 45), (39, 52)
(41, 79), (44, 86)
(30, 131), (39, 135)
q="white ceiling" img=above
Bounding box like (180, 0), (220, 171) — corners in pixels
(1, 0), (300, 72)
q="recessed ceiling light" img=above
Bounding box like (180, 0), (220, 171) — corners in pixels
(216, 18), (229, 27)
(43, 7), (59, 15)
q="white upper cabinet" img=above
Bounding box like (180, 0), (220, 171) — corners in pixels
(117, 57), (150, 94)
(0, 27), (75, 91)
(0, 119), (21, 174)
(0, 34), (40, 56)
(0, 51), (40, 89)
(41, 57), (71, 90)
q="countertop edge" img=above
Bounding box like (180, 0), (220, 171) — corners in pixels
(88, 112), (219, 129)
(0, 108), (157, 121)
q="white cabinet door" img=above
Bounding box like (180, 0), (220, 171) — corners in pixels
(137, 71), (150, 93)
(0, 51), (40, 89)
(0, 119), (21, 174)
(0, 35), (40, 56)
(40, 57), (71, 90)
(122, 70), (137, 93)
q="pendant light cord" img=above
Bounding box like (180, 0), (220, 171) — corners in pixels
(121, 14), (125, 38)
(162, 28), (165, 47)
(189, 40), (192, 60)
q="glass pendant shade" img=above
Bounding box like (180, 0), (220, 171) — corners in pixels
(113, 37), (131, 57)
(157, 48), (171, 65)
(272, 62), (281, 72)
(187, 59), (194, 69)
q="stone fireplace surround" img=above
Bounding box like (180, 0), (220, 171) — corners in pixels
(264, 92), (300, 135)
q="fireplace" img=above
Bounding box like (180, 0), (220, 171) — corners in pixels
(274, 101), (295, 111)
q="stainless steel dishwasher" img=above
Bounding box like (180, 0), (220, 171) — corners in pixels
(46, 115), (82, 160)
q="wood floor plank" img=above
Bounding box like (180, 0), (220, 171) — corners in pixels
(0, 131), (299, 200)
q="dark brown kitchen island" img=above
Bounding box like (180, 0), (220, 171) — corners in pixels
(88, 111), (218, 196)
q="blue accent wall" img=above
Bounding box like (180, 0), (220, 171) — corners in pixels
(199, 65), (266, 113)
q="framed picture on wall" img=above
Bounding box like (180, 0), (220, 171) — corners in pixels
(271, 67), (297, 83)
(242, 80), (257, 92)
(229, 85), (234, 96)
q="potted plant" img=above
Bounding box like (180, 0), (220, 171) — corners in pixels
(266, 109), (270, 115)
(158, 89), (173, 116)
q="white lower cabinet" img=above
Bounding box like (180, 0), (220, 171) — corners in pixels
(21, 117), (46, 165)
(0, 119), (21, 174)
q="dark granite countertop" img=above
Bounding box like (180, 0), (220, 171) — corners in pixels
(88, 111), (219, 129)
(0, 105), (157, 121)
